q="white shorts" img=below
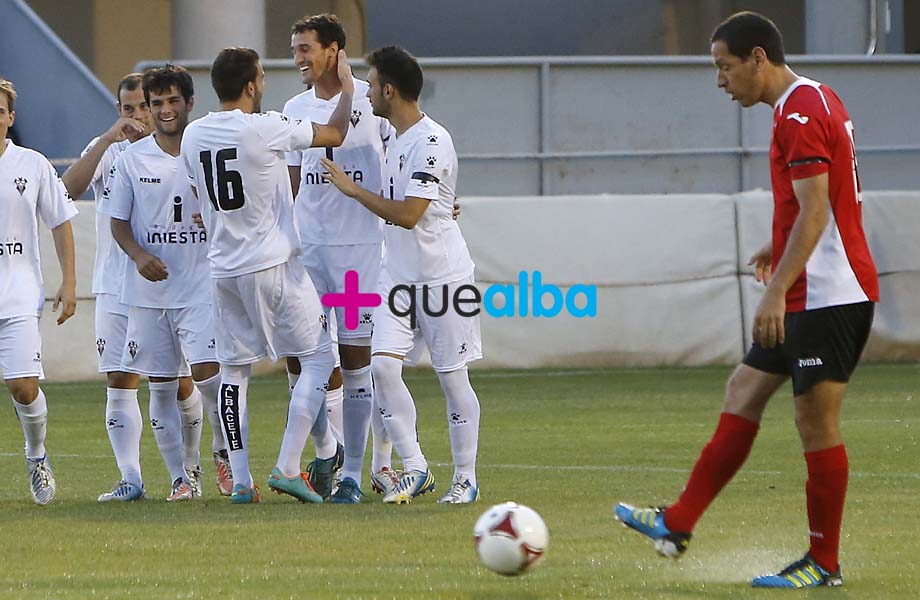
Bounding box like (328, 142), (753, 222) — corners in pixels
(0, 315), (44, 380)
(94, 293), (130, 374)
(373, 274), (482, 372)
(300, 243), (381, 346)
(211, 257), (332, 366)
(121, 303), (216, 377)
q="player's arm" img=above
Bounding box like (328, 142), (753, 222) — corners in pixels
(50, 221), (77, 325)
(753, 173), (829, 348)
(61, 118), (144, 198)
(111, 218), (168, 282)
(320, 157), (429, 228)
(310, 50), (355, 148)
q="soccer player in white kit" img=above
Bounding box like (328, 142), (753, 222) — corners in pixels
(180, 47), (354, 504)
(283, 13), (400, 503)
(62, 74), (233, 501)
(0, 78), (78, 505)
(104, 66), (223, 502)
(322, 46), (483, 504)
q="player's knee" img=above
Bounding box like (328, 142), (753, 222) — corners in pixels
(722, 369), (767, 420)
(191, 362), (220, 382)
(7, 378), (39, 404)
(371, 354), (402, 386)
(107, 370), (139, 389)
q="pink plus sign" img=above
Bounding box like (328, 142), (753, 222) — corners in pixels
(322, 270), (382, 330)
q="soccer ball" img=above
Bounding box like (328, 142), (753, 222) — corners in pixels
(473, 502), (548, 576)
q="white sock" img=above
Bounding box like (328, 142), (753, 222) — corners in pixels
(177, 385), (203, 470)
(220, 365), (252, 488)
(371, 355), (427, 473)
(370, 394), (393, 473)
(286, 370), (299, 392)
(105, 387), (143, 486)
(341, 366), (372, 485)
(325, 385), (344, 444)
(277, 350), (334, 475)
(13, 389), (48, 460)
(149, 380), (187, 484)
(437, 367), (480, 486)
(195, 372), (225, 453)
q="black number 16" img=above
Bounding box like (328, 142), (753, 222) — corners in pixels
(199, 148), (244, 211)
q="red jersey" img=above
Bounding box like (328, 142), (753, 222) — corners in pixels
(770, 78), (879, 312)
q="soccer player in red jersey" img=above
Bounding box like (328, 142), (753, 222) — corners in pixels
(614, 12), (878, 589)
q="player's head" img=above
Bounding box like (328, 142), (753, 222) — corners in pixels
(143, 65), (195, 138)
(211, 47), (264, 113)
(710, 11), (785, 107)
(365, 46), (423, 118)
(0, 78), (16, 141)
(291, 13), (346, 86)
(116, 73), (151, 142)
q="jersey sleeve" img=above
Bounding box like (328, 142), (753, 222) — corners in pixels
(36, 159), (78, 229)
(253, 111), (315, 152)
(404, 135), (453, 201)
(776, 89), (832, 180)
(100, 154), (134, 220)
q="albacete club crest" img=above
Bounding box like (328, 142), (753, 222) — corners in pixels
(14, 177), (27, 196)
(350, 109), (361, 127)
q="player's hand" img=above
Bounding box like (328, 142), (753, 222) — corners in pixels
(752, 286), (785, 348)
(192, 212), (206, 230)
(452, 197), (460, 220)
(101, 117), (146, 144)
(320, 157), (360, 197)
(53, 283), (77, 325)
(747, 242), (773, 285)
(336, 50), (354, 95)
(134, 251), (169, 282)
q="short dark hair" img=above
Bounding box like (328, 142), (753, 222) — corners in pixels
(211, 47), (260, 102)
(116, 73), (144, 103)
(291, 13), (346, 49)
(142, 65), (194, 104)
(711, 11), (786, 65)
(366, 46), (423, 102)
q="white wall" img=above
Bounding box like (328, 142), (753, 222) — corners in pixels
(37, 192), (920, 380)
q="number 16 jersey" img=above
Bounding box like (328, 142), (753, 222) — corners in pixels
(180, 109), (315, 278)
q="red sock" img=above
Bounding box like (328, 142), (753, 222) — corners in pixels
(805, 444), (848, 572)
(664, 412), (759, 533)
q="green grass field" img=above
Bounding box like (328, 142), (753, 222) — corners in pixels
(1, 364), (917, 599)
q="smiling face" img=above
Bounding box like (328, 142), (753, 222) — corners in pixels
(711, 39), (764, 108)
(148, 85), (192, 137)
(291, 29), (337, 86)
(117, 85), (151, 142)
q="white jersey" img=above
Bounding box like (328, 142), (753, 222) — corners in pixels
(284, 79), (388, 246)
(81, 136), (130, 295)
(101, 135), (209, 309)
(0, 140), (79, 318)
(180, 110), (315, 278)
(382, 115), (473, 286)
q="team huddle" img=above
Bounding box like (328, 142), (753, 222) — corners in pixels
(0, 14), (482, 508)
(1, 10), (882, 589)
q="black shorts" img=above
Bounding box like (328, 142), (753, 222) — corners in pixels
(743, 301), (874, 396)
